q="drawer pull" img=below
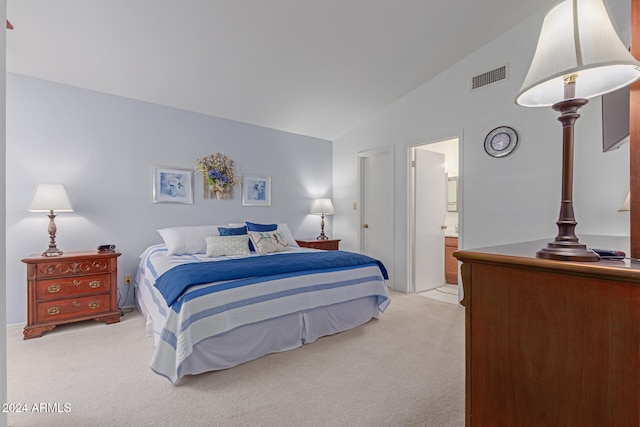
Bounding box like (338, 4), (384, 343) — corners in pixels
(89, 302), (100, 309)
(72, 280), (80, 286)
(47, 307), (61, 315)
(88, 280), (101, 288)
(47, 284), (61, 293)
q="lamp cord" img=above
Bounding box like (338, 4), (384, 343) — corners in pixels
(118, 280), (135, 316)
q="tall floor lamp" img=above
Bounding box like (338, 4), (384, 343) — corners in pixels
(28, 184), (74, 257)
(516, 0), (640, 261)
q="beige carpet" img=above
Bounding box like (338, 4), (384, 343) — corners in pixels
(6, 291), (465, 427)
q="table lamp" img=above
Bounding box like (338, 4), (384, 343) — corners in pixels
(516, 0), (640, 261)
(310, 198), (334, 240)
(28, 184), (74, 256)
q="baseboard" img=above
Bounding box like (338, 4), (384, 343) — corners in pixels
(7, 321), (25, 329)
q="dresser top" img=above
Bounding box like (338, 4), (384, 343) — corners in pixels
(454, 235), (640, 284)
(461, 235), (628, 257)
(22, 250), (121, 264)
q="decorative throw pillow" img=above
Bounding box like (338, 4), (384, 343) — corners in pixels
(205, 235), (250, 257)
(246, 222), (278, 232)
(219, 225), (255, 250)
(245, 222), (279, 252)
(248, 231), (289, 255)
(218, 226), (248, 236)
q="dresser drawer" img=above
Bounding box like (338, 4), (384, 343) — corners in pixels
(35, 258), (112, 279)
(37, 294), (111, 323)
(37, 274), (111, 301)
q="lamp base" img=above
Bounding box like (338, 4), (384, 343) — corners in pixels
(317, 213), (329, 240)
(537, 240), (598, 262)
(42, 246), (63, 257)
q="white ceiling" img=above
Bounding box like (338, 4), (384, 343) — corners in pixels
(6, 1), (558, 141)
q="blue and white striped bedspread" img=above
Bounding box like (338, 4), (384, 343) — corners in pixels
(139, 245), (390, 384)
(155, 250), (389, 307)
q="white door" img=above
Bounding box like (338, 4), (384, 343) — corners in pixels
(360, 148), (394, 285)
(414, 148), (446, 292)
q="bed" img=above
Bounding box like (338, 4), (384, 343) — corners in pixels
(134, 223), (391, 384)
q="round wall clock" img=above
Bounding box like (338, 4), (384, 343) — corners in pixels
(484, 126), (518, 158)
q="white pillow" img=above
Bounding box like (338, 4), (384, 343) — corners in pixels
(277, 224), (299, 248)
(205, 235), (250, 257)
(248, 231), (290, 255)
(157, 225), (223, 255)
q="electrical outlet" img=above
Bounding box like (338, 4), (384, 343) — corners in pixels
(124, 274), (133, 285)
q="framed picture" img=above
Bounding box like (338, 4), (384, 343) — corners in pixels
(242, 175), (271, 206)
(153, 166), (193, 204)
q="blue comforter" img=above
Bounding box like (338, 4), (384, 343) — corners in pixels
(155, 250), (388, 307)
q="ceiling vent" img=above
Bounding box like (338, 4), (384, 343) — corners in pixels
(471, 64), (508, 91)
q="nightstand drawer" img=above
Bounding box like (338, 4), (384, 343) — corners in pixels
(296, 239), (341, 250)
(35, 258), (111, 279)
(310, 240), (339, 250)
(37, 274), (111, 301)
(37, 294), (111, 323)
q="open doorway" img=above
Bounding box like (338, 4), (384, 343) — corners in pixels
(408, 138), (460, 298)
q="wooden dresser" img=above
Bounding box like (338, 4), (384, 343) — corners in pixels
(454, 237), (640, 426)
(295, 239), (341, 251)
(21, 251), (121, 339)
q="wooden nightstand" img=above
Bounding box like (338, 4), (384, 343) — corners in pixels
(296, 239), (341, 251)
(21, 251), (121, 339)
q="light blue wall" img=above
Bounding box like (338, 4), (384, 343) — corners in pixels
(5, 74), (332, 325)
(333, 1), (632, 292)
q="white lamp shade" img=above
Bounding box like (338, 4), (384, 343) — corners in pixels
(310, 198), (335, 215)
(28, 184), (74, 212)
(516, 0), (640, 106)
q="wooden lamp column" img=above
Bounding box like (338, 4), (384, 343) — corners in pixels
(536, 77), (598, 261)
